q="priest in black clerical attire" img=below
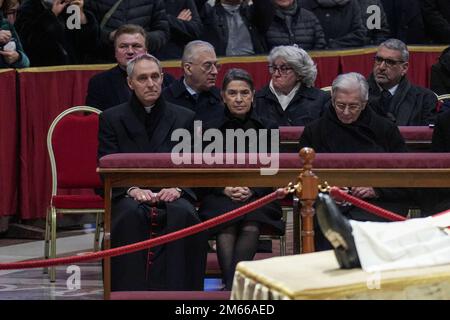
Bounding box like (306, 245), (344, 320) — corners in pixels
(98, 53), (207, 291)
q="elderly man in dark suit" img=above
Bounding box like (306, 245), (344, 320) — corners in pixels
(98, 53), (207, 291)
(86, 24), (174, 111)
(162, 40), (224, 123)
(367, 38), (437, 125)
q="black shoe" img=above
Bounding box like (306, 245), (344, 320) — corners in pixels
(316, 193), (361, 269)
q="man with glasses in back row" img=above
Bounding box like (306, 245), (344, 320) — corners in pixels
(163, 40), (224, 122)
(367, 38), (437, 125)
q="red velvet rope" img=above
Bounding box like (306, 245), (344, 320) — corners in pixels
(329, 187), (407, 222)
(0, 188), (287, 270)
(432, 209), (450, 217)
(330, 187), (450, 230)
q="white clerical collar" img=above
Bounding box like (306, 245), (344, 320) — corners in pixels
(183, 78), (198, 96)
(144, 104), (154, 114)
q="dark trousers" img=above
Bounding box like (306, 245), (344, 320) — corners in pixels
(110, 197), (208, 291)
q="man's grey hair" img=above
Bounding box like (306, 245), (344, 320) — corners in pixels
(126, 53), (162, 77)
(181, 40), (215, 64)
(379, 38), (409, 62)
(331, 72), (369, 102)
(268, 45), (317, 87)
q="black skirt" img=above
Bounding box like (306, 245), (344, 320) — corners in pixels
(197, 187), (284, 235)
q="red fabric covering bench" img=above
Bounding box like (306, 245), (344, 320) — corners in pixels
(99, 152), (450, 170)
(399, 126), (434, 141)
(279, 126), (433, 142)
(99, 151), (450, 299)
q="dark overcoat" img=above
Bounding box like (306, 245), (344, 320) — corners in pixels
(98, 94), (207, 291)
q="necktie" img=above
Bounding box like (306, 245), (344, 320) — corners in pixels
(381, 89), (392, 114)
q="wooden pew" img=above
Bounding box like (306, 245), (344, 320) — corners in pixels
(98, 151), (450, 299)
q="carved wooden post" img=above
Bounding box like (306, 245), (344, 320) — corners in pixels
(298, 147), (318, 253)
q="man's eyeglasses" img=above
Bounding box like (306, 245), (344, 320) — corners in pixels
(334, 103), (363, 113)
(374, 56), (405, 67)
(187, 61), (221, 72)
(268, 64), (294, 75)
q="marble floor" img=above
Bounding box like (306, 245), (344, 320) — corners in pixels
(0, 227), (226, 300)
(0, 229), (103, 300)
(0, 212), (294, 300)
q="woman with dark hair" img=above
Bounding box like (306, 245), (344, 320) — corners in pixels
(198, 68), (283, 290)
(0, 0), (29, 68)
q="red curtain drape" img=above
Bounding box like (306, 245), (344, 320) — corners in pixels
(0, 70), (17, 217)
(340, 52), (374, 78)
(12, 47), (445, 219)
(19, 69), (103, 220)
(313, 56), (341, 88)
(408, 51), (441, 88)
